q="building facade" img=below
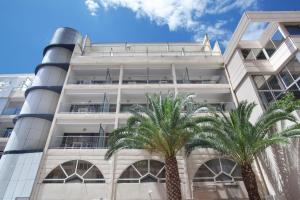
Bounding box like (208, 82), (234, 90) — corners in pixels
(0, 11), (299, 200)
(0, 74), (33, 158)
(224, 12), (300, 200)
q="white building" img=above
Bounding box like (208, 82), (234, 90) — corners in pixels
(0, 74), (33, 158)
(0, 11), (299, 200)
(224, 11), (300, 200)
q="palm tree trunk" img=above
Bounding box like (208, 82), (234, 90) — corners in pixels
(241, 163), (261, 200)
(165, 155), (182, 200)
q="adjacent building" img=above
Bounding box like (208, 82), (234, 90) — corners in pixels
(0, 74), (33, 158)
(0, 11), (299, 200)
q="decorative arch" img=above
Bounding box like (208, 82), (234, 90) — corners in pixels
(117, 159), (165, 183)
(193, 158), (242, 183)
(43, 160), (105, 183)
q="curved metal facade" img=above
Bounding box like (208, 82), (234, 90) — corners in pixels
(0, 28), (81, 200)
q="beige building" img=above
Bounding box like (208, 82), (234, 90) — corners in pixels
(0, 11), (299, 200)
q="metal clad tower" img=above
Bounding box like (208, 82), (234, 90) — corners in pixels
(0, 28), (81, 200)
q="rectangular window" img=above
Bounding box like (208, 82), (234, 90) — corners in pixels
(286, 57), (300, 80)
(240, 49), (266, 60)
(271, 30), (285, 48)
(285, 25), (300, 35)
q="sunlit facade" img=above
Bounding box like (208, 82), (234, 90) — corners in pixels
(0, 11), (299, 200)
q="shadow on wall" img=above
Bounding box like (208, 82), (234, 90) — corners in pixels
(259, 137), (300, 200)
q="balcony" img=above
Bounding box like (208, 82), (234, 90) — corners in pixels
(84, 43), (218, 57)
(68, 67), (120, 85)
(1, 107), (21, 115)
(50, 134), (108, 149)
(59, 91), (118, 114)
(0, 128), (13, 138)
(49, 123), (113, 149)
(175, 67), (228, 84)
(122, 67), (173, 85)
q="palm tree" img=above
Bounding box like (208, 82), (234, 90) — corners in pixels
(105, 93), (202, 200)
(187, 101), (300, 200)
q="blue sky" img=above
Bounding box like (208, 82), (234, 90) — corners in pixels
(0, 0), (299, 73)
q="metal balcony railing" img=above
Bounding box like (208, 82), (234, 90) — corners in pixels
(1, 107), (21, 115)
(0, 128), (13, 138)
(74, 80), (119, 85)
(120, 102), (235, 113)
(60, 103), (117, 113)
(50, 135), (108, 149)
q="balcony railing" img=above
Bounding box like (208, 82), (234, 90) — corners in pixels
(120, 103), (235, 113)
(0, 128), (13, 138)
(86, 44), (220, 57)
(50, 136), (108, 149)
(60, 103), (117, 113)
(1, 107), (21, 115)
(120, 104), (149, 113)
(74, 80), (119, 85)
(177, 80), (221, 84)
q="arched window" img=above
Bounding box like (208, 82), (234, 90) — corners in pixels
(43, 160), (105, 183)
(193, 158), (242, 183)
(118, 159), (165, 183)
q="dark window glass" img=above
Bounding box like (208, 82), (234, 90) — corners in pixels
(206, 159), (221, 174)
(77, 160), (92, 176)
(255, 50), (267, 60)
(280, 68), (294, 87)
(264, 40), (276, 57)
(157, 168), (166, 178)
(259, 91), (274, 107)
(285, 25), (300, 35)
(231, 166), (242, 177)
(286, 57), (300, 80)
(272, 30), (285, 48)
(83, 166), (104, 179)
(134, 160), (149, 176)
(194, 165), (215, 177)
(140, 174), (158, 183)
(65, 175), (82, 183)
(119, 166), (141, 179)
(240, 49), (251, 59)
(45, 166), (66, 179)
(253, 76), (268, 90)
(61, 160), (77, 176)
(216, 173), (233, 182)
(220, 159), (236, 174)
(150, 160), (164, 176)
(266, 75), (283, 90)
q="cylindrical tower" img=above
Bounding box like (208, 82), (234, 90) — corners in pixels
(0, 27), (81, 200)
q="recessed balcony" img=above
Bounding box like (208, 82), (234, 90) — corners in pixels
(122, 67), (173, 84)
(68, 67), (120, 85)
(59, 91), (118, 114)
(0, 128), (13, 138)
(175, 66), (228, 84)
(49, 124), (114, 149)
(1, 101), (23, 115)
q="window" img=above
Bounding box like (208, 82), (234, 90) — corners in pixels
(285, 57), (300, 80)
(240, 48), (266, 60)
(264, 29), (285, 57)
(43, 160), (105, 183)
(118, 160), (165, 183)
(193, 158), (242, 183)
(271, 30), (285, 48)
(285, 25), (300, 35)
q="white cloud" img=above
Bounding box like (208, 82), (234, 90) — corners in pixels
(84, 0), (257, 46)
(242, 22), (268, 40)
(85, 0), (100, 16)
